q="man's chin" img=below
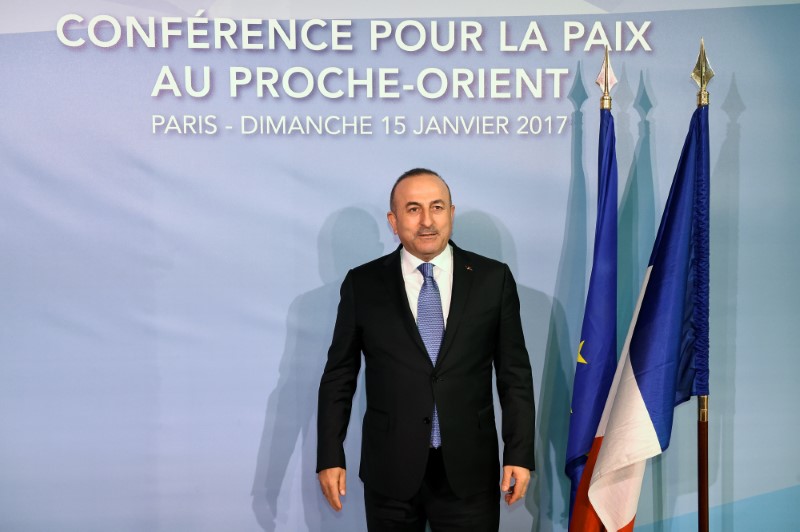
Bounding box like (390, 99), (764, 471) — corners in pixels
(414, 242), (446, 258)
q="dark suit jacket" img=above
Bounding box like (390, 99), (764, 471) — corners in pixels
(317, 242), (535, 500)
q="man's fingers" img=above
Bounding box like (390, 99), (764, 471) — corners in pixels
(338, 469), (347, 496)
(502, 466), (530, 506)
(318, 467), (346, 511)
(506, 478), (527, 505)
(500, 468), (512, 492)
(324, 481), (342, 512)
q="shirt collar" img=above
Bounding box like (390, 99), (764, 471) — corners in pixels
(401, 244), (453, 276)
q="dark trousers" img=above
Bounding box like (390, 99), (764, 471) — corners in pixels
(364, 449), (500, 532)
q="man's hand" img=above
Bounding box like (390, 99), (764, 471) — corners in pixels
(318, 467), (347, 511)
(500, 465), (530, 506)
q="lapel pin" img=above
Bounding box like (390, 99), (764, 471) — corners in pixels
(465, 265), (473, 271)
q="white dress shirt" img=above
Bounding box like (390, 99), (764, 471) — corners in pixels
(400, 244), (453, 325)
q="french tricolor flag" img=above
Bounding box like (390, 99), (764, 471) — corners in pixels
(585, 105), (710, 530)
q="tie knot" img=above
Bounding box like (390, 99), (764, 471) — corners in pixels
(418, 262), (434, 279)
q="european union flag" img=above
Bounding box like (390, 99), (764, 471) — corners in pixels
(565, 106), (618, 522)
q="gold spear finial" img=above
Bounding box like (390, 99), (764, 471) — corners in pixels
(596, 46), (617, 110)
(692, 38), (714, 107)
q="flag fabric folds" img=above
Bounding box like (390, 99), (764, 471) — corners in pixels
(587, 105), (710, 530)
(566, 107), (618, 530)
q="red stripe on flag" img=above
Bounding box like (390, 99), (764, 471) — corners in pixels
(570, 436), (637, 532)
(570, 437), (605, 532)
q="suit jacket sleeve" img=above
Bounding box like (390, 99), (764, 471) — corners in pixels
(316, 270), (361, 472)
(495, 264), (536, 470)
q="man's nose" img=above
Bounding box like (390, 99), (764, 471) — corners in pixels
(420, 208), (433, 226)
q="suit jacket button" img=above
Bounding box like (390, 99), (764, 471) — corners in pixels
(423, 417), (431, 424)
(432, 375), (439, 383)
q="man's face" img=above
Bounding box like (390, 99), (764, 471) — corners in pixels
(387, 173), (455, 262)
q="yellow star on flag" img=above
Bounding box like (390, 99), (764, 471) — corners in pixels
(577, 340), (587, 364)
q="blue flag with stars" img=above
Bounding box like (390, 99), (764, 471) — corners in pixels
(565, 107), (618, 521)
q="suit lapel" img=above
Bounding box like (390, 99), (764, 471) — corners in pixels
(437, 243), (473, 368)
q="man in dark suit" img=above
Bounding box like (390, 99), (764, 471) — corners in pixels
(317, 168), (535, 531)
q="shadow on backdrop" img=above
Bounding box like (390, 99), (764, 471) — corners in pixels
(618, 69), (658, 356)
(614, 62), (636, 206)
(251, 207), (383, 532)
(711, 73), (742, 531)
(525, 61), (590, 532)
(454, 210), (553, 532)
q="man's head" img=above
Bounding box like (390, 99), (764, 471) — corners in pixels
(387, 168), (455, 262)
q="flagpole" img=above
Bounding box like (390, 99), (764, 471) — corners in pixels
(692, 38), (713, 532)
(698, 395), (709, 531)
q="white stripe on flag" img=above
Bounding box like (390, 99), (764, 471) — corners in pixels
(588, 266), (663, 530)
